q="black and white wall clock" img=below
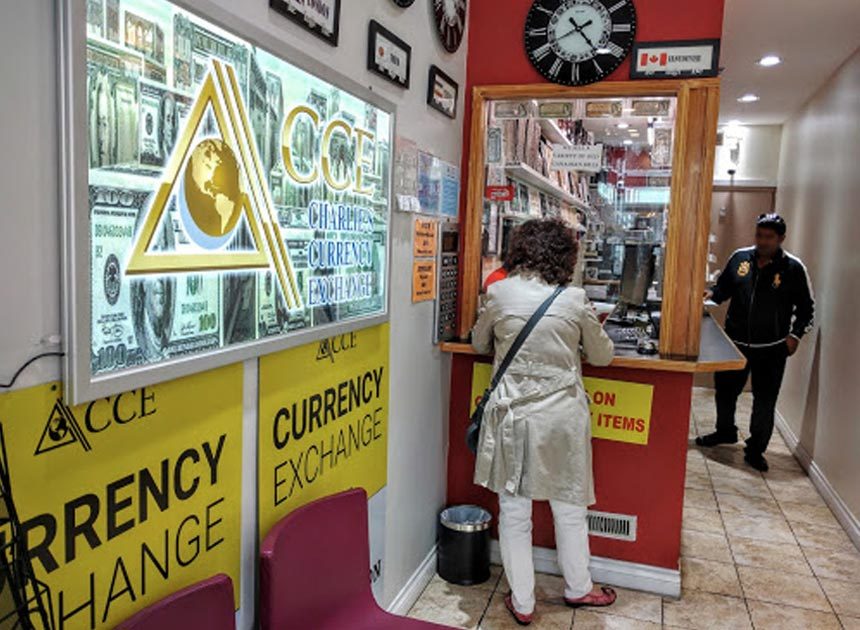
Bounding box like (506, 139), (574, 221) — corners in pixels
(368, 20), (412, 88)
(433, 0), (468, 53)
(392, 0), (416, 6)
(524, 0), (637, 86)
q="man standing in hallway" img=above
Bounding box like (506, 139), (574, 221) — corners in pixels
(697, 214), (814, 471)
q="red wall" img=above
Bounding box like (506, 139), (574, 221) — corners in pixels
(465, 0), (725, 88)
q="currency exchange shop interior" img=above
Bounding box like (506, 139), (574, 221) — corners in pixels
(1, 1), (859, 629)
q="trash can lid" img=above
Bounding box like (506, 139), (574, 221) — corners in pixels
(440, 505), (492, 532)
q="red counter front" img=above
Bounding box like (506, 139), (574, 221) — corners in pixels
(446, 352), (695, 590)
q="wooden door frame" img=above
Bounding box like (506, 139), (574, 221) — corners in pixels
(458, 79), (721, 358)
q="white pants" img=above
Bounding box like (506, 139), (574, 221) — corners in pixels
(498, 492), (593, 615)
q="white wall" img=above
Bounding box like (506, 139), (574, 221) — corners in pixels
(775, 49), (860, 527)
(714, 124), (783, 186)
(0, 0), (466, 625)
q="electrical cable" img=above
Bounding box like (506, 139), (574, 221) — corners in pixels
(0, 352), (65, 389)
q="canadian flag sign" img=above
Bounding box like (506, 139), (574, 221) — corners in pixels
(631, 40), (720, 79)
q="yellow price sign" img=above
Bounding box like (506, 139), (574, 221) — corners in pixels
(0, 365), (244, 629)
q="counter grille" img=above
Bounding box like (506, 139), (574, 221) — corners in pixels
(586, 510), (637, 542)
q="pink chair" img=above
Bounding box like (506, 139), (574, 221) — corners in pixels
(260, 488), (454, 629)
(115, 574), (235, 630)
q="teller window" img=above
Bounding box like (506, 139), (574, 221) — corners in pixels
(480, 96), (678, 342)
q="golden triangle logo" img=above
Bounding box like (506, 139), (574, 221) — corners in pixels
(126, 59), (303, 310)
(34, 399), (92, 455)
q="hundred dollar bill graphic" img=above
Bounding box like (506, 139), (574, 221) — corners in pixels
(139, 79), (191, 167)
(89, 175), (222, 374)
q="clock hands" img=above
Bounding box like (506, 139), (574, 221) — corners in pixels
(568, 17), (596, 51)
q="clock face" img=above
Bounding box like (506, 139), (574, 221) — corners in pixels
(525, 0), (637, 86)
(433, 0), (467, 53)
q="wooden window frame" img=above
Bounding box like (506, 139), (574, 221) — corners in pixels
(458, 79), (720, 358)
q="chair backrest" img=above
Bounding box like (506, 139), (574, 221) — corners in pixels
(115, 574), (235, 630)
(260, 488), (373, 629)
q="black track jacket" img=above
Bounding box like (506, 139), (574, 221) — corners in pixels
(710, 247), (815, 348)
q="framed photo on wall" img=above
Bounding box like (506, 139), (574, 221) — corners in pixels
(367, 20), (411, 88)
(427, 65), (458, 119)
(270, 0), (341, 46)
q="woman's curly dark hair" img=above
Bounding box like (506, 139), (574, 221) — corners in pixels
(503, 219), (578, 285)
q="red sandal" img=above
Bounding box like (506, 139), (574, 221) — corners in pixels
(564, 586), (617, 608)
(504, 593), (534, 626)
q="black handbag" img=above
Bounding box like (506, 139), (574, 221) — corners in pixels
(466, 286), (565, 454)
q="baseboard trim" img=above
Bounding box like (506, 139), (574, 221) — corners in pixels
(775, 410), (860, 552)
(388, 545), (438, 616)
(490, 541), (680, 598)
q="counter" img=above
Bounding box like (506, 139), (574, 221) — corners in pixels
(443, 314), (743, 597)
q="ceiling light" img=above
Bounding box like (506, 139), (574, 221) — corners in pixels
(737, 94), (760, 103)
(758, 55), (781, 67)
(623, 139), (633, 146)
(596, 48), (611, 55)
(617, 122), (629, 129)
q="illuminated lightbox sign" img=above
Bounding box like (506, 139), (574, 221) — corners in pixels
(64, 0), (393, 403)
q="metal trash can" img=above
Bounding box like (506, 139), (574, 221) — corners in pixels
(437, 505), (492, 585)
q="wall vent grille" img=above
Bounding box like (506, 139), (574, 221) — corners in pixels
(586, 510), (637, 542)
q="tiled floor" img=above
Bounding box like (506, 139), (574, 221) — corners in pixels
(409, 389), (860, 629)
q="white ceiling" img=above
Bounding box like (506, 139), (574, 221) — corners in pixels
(718, 0), (860, 125)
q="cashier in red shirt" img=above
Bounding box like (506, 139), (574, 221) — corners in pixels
(482, 267), (508, 292)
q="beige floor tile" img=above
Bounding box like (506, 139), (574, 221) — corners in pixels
(763, 452), (804, 474)
(684, 471), (712, 491)
(683, 488), (718, 511)
(534, 572), (567, 604)
(790, 519), (857, 552)
(727, 537), (812, 576)
(736, 565), (831, 612)
(715, 492), (781, 517)
(819, 577), (860, 617)
(681, 529), (733, 563)
(803, 546), (860, 583)
(479, 593), (572, 629)
(746, 599), (841, 630)
(710, 475), (773, 499)
(588, 587), (662, 624)
(662, 589), (751, 630)
(682, 506), (725, 535)
(840, 615), (860, 630)
(573, 609), (660, 629)
(681, 557), (742, 596)
(720, 511), (796, 544)
(767, 478), (825, 506)
(686, 459), (709, 477)
(416, 577), (493, 628)
(779, 500), (842, 529)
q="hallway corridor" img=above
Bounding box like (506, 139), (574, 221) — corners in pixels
(409, 390), (860, 629)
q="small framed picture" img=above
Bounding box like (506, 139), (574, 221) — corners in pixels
(367, 20), (411, 89)
(427, 65), (458, 119)
(269, 0), (341, 46)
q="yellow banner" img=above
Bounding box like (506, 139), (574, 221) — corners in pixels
(0, 364), (244, 629)
(583, 377), (654, 445)
(470, 366), (654, 445)
(258, 324), (390, 539)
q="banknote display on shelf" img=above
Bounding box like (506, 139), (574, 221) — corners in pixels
(80, 0), (391, 386)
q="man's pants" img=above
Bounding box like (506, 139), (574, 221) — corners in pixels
(714, 343), (788, 455)
(498, 492), (593, 615)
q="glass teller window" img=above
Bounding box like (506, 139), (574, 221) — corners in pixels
(481, 96), (677, 321)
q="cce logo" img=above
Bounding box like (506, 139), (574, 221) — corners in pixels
(316, 332), (358, 363)
(34, 389), (156, 455)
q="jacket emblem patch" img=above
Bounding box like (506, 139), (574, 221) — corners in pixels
(773, 273), (782, 288)
(738, 261), (751, 277)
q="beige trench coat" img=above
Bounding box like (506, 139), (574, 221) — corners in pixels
(471, 274), (615, 506)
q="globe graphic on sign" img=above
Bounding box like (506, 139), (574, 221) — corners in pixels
(182, 138), (243, 237)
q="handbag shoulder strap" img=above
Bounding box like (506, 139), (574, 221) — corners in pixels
(487, 285), (565, 393)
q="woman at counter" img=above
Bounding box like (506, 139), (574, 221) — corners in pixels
(471, 219), (617, 625)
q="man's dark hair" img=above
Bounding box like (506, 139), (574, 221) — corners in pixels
(503, 218), (578, 285)
(757, 213), (787, 236)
